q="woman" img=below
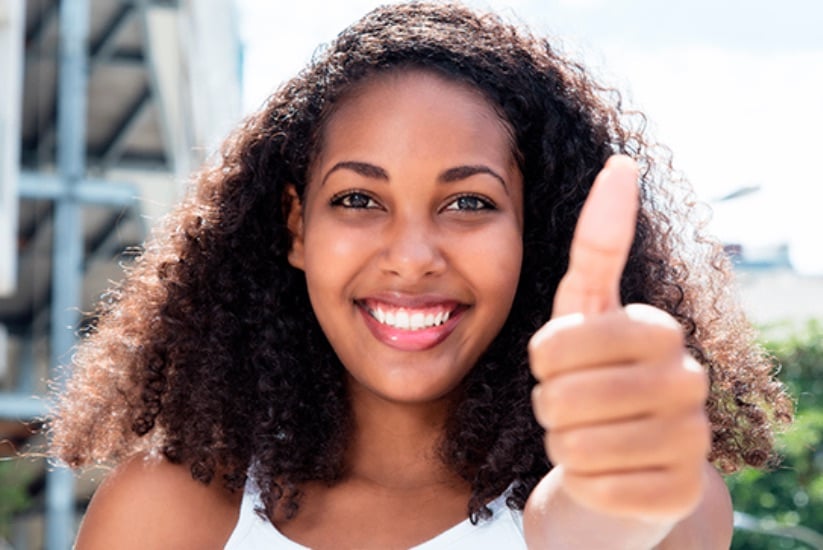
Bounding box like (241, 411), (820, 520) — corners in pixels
(51, 3), (791, 548)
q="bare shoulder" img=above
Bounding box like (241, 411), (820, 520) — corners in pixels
(659, 463), (734, 549)
(75, 453), (242, 550)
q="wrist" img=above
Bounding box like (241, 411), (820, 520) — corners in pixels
(524, 466), (677, 550)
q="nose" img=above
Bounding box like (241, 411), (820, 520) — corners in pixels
(379, 216), (446, 280)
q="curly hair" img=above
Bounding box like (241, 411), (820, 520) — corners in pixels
(50, 1), (791, 522)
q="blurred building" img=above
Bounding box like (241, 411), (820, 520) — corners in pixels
(0, 0), (241, 548)
(736, 268), (823, 330)
(712, 189), (823, 329)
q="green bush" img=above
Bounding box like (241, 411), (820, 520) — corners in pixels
(0, 458), (34, 540)
(728, 320), (823, 549)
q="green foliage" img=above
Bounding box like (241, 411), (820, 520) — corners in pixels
(728, 320), (823, 549)
(0, 458), (34, 539)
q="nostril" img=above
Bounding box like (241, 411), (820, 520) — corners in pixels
(379, 227), (446, 279)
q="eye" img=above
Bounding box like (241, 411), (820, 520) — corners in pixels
(330, 191), (380, 209)
(443, 194), (496, 212)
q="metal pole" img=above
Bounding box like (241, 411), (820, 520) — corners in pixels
(47, 0), (90, 547)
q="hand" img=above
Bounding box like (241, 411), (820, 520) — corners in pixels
(528, 155), (710, 521)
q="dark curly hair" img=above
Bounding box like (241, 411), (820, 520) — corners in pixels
(50, 1), (791, 522)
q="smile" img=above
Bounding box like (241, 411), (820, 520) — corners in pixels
(366, 303), (453, 331)
(356, 298), (466, 351)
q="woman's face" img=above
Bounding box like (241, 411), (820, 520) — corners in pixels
(288, 69), (524, 406)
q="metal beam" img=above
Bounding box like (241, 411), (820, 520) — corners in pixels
(24, 0), (59, 48)
(89, 3), (136, 65)
(135, 0), (179, 175)
(0, 393), (47, 419)
(7, 174), (139, 351)
(110, 152), (168, 170)
(24, 3), (141, 170)
(21, 0), (59, 167)
(11, 328), (36, 394)
(98, 84), (152, 170)
(20, 100), (57, 169)
(26, 49), (146, 66)
(20, 172), (139, 206)
(46, 0), (90, 546)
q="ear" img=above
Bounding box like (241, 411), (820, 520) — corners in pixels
(284, 185), (305, 271)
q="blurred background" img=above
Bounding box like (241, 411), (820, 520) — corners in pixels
(0, 0), (821, 548)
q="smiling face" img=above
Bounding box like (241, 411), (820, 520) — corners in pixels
(288, 69), (524, 405)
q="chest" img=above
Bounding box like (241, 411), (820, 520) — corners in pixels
(275, 482), (472, 549)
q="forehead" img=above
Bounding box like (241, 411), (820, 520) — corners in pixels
(314, 68), (517, 167)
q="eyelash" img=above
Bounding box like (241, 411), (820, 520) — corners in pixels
(328, 191), (496, 212)
(329, 190), (380, 209)
(442, 193), (496, 212)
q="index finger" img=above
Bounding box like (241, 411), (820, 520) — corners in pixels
(552, 155), (639, 317)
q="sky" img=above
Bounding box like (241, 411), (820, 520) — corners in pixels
(236, 0), (823, 274)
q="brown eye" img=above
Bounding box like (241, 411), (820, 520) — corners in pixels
(443, 194), (495, 212)
(330, 191), (379, 209)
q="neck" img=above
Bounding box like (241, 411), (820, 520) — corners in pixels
(344, 379), (466, 492)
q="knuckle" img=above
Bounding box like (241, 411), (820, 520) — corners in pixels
(543, 432), (553, 463)
(528, 314), (583, 376)
(624, 303), (684, 348)
(655, 323), (685, 352)
(685, 356), (710, 399)
(540, 383), (562, 426)
(531, 384), (552, 428)
(528, 329), (557, 377)
(663, 358), (708, 406)
(543, 375), (571, 409)
(546, 431), (568, 465)
(624, 303), (677, 326)
(679, 360), (710, 402)
(555, 429), (587, 465)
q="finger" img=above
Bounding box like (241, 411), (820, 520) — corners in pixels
(529, 304), (684, 379)
(552, 155), (639, 317)
(562, 464), (707, 520)
(545, 410), (711, 475)
(531, 355), (707, 430)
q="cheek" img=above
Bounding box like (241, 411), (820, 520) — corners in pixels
(470, 225), (523, 295)
(302, 222), (370, 295)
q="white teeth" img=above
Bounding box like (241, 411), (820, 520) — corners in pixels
(410, 312), (425, 330)
(369, 305), (453, 331)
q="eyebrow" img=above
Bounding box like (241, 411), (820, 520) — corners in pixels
(321, 161), (389, 186)
(439, 165), (508, 194)
(321, 161), (509, 193)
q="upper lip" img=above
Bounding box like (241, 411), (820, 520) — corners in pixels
(355, 291), (467, 309)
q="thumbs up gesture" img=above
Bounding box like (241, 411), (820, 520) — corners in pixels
(528, 156), (711, 522)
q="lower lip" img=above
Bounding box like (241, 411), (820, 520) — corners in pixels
(358, 305), (464, 351)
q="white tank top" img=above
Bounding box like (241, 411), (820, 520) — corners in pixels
(224, 483), (526, 549)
